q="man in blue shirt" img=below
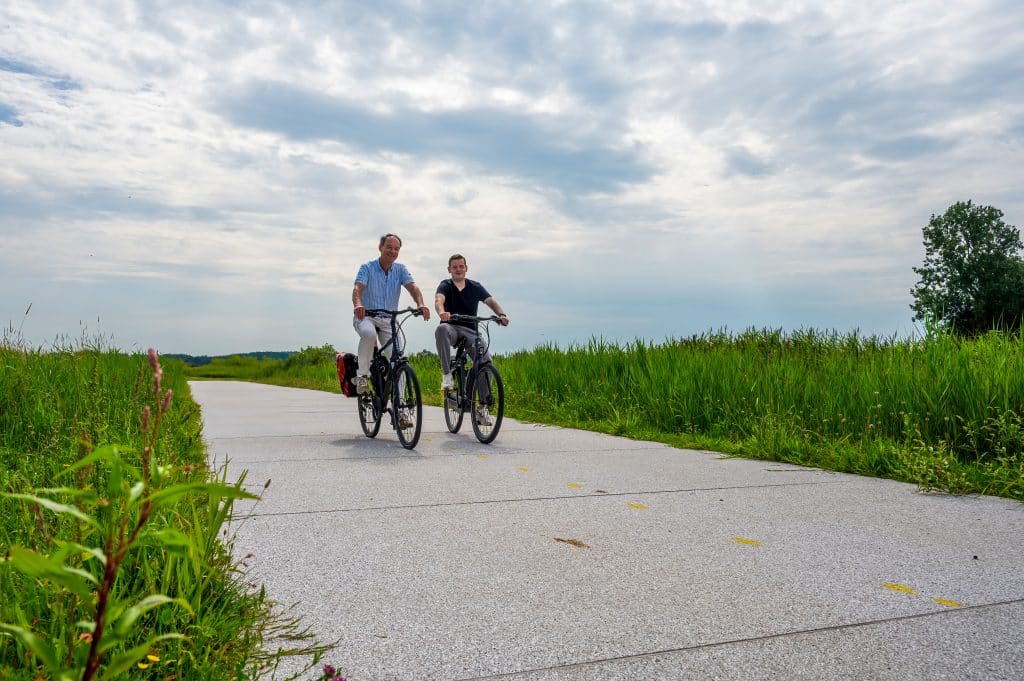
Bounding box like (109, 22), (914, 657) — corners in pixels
(352, 234), (431, 394)
(434, 253), (509, 424)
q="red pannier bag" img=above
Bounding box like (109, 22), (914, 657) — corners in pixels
(336, 352), (359, 397)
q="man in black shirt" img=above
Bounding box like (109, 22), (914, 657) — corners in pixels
(434, 254), (510, 424)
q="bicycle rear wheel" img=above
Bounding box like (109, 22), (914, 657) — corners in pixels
(394, 364), (422, 449)
(443, 366), (464, 433)
(470, 364), (504, 444)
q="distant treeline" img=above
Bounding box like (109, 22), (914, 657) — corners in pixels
(164, 350), (294, 366)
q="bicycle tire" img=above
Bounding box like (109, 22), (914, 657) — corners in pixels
(394, 364), (422, 449)
(443, 364), (465, 433)
(358, 393), (381, 438)
(470, 364), (504, 444)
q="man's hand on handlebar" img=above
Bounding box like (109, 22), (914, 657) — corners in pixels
(419, 305), (431, 321)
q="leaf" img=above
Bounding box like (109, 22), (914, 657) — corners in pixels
(2, 493), (97, 526)
(61, 445), (132, 477)
(61, 542), (107, 567)
(146, 482), (256, 508)
(128, 481), (145, 503)
(0, 623), (59, 671)
(111, 594), (193, 641)
(139, 528), (192, 550)
(99, 633), (185, 680)
(553, 537), (590, 549)
(7, 546), (96, 600)
(34, 487), (99, 501)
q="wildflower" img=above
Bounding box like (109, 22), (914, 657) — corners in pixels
(137, 662), (150, 669)
(147, 653), (160, 663)
(162, 388), (173, 413)
(322, 664), (336, 677)
(78, 632), (93, 644)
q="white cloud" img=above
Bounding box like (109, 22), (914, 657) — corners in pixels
(2, 0), (1022, 354)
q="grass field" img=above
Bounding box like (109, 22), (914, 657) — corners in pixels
(187, 328), (1024, 502)
(0, 341), (328, 680)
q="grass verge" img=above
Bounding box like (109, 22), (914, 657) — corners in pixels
(1, 341), (331, 680)
(184, 330), (1024, 502)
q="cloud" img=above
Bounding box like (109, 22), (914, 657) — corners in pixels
(0, 56), (80, 91)
(725, 146), (775, 177)
(0, 103), (23, 127)
(866, 135), (956, 161)
(217, 81), (655, 195)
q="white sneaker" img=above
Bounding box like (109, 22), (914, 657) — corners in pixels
(355, 375), (369, 394)
(475, 406), (493, 426)
(441, 373), (454, 392)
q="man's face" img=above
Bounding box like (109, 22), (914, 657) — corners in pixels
(379, 236), (401, 265)
(448, 258), (468, 280)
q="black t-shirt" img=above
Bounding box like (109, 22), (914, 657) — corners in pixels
(436, 278), (491, 329)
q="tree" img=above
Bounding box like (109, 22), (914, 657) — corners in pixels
(911, 200), (1024, 335)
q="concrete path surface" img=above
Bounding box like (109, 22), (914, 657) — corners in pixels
(190, 381), (1024, 681)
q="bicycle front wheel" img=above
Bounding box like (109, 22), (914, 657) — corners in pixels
(470, 364), (504, 444)
(443, 367), (464, 433)
(394, 364), (422, 449)
(358, 393), (381, 438)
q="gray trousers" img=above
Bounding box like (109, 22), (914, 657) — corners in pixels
(436, 323), (492, 401)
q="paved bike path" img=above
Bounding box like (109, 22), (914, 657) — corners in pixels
(190, 381), (1024, 680)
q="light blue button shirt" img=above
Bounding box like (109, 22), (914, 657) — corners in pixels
(355, 259), (414, 310)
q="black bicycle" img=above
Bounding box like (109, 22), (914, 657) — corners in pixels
(442, 314), (505, 444)
(357, 308), (424, 449)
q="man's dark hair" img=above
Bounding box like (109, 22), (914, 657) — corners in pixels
(379, 233), (403, 248)
(448, 253), (466, 266)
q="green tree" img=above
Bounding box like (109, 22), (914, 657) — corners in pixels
(911, 200), (1024, 334)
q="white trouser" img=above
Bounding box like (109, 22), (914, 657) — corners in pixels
(353, 315), (393, 376)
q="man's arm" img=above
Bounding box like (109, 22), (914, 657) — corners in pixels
(435, 292), (450, 321)
(483, 296), (509, 326)
(352, 283), (366, 320)
(406, 283), (431, 321)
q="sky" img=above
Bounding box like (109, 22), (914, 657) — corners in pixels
(2, 1), (1023, 357)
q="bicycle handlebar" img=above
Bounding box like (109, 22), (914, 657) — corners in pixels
(446, 314), (502, 323)
(365, 307), (423, 318)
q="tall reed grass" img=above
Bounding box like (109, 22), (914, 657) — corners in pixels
(1, 338), (329, 679)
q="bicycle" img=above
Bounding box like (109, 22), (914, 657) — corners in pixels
(441, 314), (505, 444)
(357, 307), (424, 449)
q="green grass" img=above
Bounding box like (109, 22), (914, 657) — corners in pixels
(187, 330), (1024, 502)
(1, 340), (329, 680)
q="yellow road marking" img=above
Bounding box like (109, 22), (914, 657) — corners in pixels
(516, 466), (529, 472)
(567, 482), (584, 489)
(732, 536), (762, 547)
(932, 597), (962, 608)
(627, 502), (648, 510)
(882, 582), (918, 595)
(477, 455), (488, 460)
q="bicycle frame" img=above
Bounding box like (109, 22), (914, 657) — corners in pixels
(447, 314), (499, 410)
(364, 308), (418, 413)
